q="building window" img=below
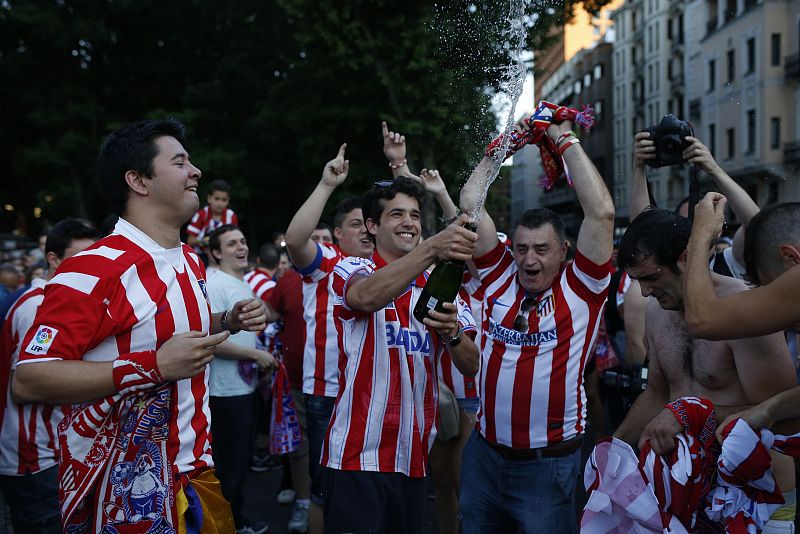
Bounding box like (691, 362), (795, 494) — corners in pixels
(584, 73), (592, 88)
(655, 60), (660, 90)
(668, 18), (673, 40)
(746, 109), (756, 154)
(771, 34), (781, 67)
(770, 117), (781, 149)
(746, 37), (755, 74)
(667, 58), (673, 78)
(595, 100), (603, 118)
(655, 22), (660, 51)
(709, 123), (716, 156)
(647, 65), (653, 93)
(724, 0), (736, 23)
(708, 59), (716, 91)
(726, 49), (735, 83)
(574, 80), (582, 94)
(726, 128), (735, 159)
(594, 64), (603, 79)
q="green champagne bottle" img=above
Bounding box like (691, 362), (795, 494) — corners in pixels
(413, 223), (477, 324)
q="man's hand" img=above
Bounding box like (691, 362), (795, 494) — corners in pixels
(229, 298), (268, 332)
(157, 330), (230, 381)
(425, 215), (478, 262)
(633, 132), (656, 170)
(692, 192), (728, 243)
(545, 119), (574, 142)
(321, 143), (350, 187)
(716, 404), (774, 444)
(254, 350), (277, 371)
(423, 301), (460, 338)
(419, 169), (448, 197)
(639, 408), (683, 455)
(382, 121), (407, 166)
(682, 136), (722, 175)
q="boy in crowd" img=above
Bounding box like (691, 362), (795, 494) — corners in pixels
(187, 178), (239, 250)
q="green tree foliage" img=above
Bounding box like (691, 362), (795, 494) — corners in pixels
(0, 0), (610, 242)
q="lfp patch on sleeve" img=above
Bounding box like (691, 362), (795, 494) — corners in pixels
(25, 326), (59, 356)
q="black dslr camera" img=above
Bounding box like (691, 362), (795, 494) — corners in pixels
(602, 364), (648, 396)
(643, 114), (694, 168)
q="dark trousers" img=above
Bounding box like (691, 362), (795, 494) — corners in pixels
(322, 467), (425, 534)
(0, 465), (61, 533)
(210, 393), (256, 528)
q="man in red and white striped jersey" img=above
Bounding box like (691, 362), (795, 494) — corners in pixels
(280, 144), (374, 533)
(244, 242), (281, 302)
(458, 118), (615, 533)
(0, 218), (98, 533)
(12, 119), (268, 533)
(320, 176), (479, 532)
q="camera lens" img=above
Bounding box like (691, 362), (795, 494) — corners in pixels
(660, 135), (682, 155)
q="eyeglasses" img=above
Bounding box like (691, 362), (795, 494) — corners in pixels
(373, 180), (394, 187)
(513, 296), (538, 332)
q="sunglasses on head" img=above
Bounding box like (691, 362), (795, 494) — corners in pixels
(373, 180), (394, 187)
(513, 296), (538, 333)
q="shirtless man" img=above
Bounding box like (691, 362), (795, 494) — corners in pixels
(612, 207), (797, 529)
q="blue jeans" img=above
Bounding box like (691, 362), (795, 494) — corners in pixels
(460, 430), (581, 534)
(305, 393), (335, 505)
(0, 465), (61, 533)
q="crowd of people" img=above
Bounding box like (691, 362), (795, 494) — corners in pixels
(1, 107), (800, 534)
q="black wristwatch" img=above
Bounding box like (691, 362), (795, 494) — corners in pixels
(441, 327), (463, 347)
(221, 309), (241, 335)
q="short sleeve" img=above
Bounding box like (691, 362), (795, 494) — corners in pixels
(331, 256), (375, 317)
(473, 241), (516, 288)
(455, 295), (477, 334)
(296, 243), (343, 283)
(17, 281), (117, 365)
(570, 251), (612, 303)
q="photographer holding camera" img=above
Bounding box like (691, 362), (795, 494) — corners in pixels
(631, 116), (758, 279)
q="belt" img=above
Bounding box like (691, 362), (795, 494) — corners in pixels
(477, 432), (583, 460)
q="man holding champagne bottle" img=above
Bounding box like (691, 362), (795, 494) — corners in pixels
(319, 176), (480, 533)
(458, 115), (615, 533)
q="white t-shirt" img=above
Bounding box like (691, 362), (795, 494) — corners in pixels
(206, 268), (259, 397)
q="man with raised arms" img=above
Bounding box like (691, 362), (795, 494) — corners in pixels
(458, 117), (615, 533)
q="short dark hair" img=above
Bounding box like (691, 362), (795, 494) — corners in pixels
(97, 118), (187, 216)
(45, 218), (100, 259)
(207, 224), (241, 261)
(362, 177), (425, 242)
(744, 202), (800, 286)
(208, 179), (231, 195)
(332, 197), (364, 229)
(514, 208), (566, 243)
(257, 243), (280, 270)
(315, 222), (333, 236)
(619, 208), (691, 274)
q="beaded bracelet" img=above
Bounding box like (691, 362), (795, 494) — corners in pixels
(389, 159), (407, 170)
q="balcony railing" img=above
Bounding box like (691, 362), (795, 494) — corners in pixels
(786, 53), (800, 81)
(785, 141), (800, 165)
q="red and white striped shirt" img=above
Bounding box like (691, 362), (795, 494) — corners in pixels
(244, 268), (276, 302)
(297, 242), (345, 397)
(185, 205), (238, 239)
(474, 241), (610, 449)
(321, 253), (476, 477)
(436, 276), (483, 401)
(0, 278), (61, 475)
(18, 217), (214, 476)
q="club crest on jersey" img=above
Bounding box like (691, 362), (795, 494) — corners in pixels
(26, 325), (58, 355)
(385, 324), (431, 354)
(536, 295), (554, 317)
(197, 279), (209, 303)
